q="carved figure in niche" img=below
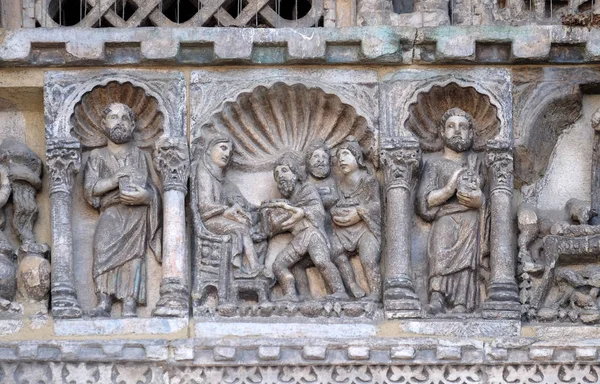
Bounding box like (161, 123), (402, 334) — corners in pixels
(265, 152), (348, 301)
(416, 108), (486, 315)
(330, 137), (382, 301)
(84, 103), (162, 318)
(195, 132), (265, 277)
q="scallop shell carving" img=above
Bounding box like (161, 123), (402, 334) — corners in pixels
(200, 82), (373, 171)
(71, 81), (164, 149)
(405, 83), (501, 152)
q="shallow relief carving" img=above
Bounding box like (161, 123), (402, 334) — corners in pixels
(380, 69), (519, 321)
(44, 71), (189, 325)
(190, 71), (383, 318)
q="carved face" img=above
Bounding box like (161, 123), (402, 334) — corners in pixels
(209, 141), (232, 169)
(102, 103), (135, 144)
(337, 149), (358, 175)
(274, 165), (298, 198)
(443, 115), (473, 153)
(309, 148), (330, 179)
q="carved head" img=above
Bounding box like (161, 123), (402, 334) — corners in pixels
(441, 108), (474, 153)
(208, 138), (233, 170)
(337, 136), (364, 175)
(274, 152), (305, 198)
(101, 103), (136, 145)
(305, 140), (331, 180)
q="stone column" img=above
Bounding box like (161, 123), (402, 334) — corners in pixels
(380, 138), (422, 319)
(482, 141), (520, 319)
(152, 137), (191, 318)
(46, 138), (82, 319)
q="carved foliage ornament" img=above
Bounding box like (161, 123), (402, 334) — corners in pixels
(46, 139), (81, 195)
(486, 142), (514, 192)
(380, 138), (421, 191)
(153, 137), (190, 193)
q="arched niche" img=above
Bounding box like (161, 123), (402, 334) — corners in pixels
(404, 82), (502, 152)
(194, 82), (377, 171)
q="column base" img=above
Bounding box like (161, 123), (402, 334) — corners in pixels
(383, 277), (422, 319)
(51, 283), (82, 319)
(483, 282), (520, 319)
(153, 278), (189, 318)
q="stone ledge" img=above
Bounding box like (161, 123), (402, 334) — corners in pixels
(2, 26), (600, 66)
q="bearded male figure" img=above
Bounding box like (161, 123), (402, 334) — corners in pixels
(416, 108), (485, 315)
(84, 103), (161, 318)
(267, 152), (347, 301)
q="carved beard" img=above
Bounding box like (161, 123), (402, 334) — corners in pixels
(445, 136), (471, 153)
(310, 164), (330, 179)
(277, 175), (297, 198)
(108, 125), (134, 144)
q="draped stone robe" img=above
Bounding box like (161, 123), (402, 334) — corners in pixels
(416, 154), (485, 312)
(84, 146), (161, 304)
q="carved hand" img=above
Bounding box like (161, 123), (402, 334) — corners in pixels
(332, 206), (361, 227)
(120, 184), (150, 205)
(447, 168), (465, 191)
(456, 189), (483, 208)
(112, 165), (140, 186)
(224, 204), (252, 226)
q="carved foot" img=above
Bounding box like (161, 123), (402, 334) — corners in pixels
(428, 292), (446, 315)
(363, 293), (380, 302)
(89, 293), (111, 318)
(349, 284), (366, 299)
(325, 291), (350, 301)
(273, 293), (299, 302)
(89, 306), (111, 318)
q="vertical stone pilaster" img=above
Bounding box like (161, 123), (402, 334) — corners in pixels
(152, 137), (190, 318)
(380, 137), (422, 319)
(483, 141), (520, 319)
(46, 138), (82, 319)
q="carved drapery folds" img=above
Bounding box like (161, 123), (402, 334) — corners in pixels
(47, 138), (82, 319)
(380, 137), (421, 318)
(45, 70), (188, 321)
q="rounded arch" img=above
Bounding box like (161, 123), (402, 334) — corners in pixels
(404, 82), (502, 152)
(196, 82), (376, 171)
(70, 81), (164, 149)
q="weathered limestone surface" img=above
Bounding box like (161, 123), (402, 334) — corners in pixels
(1, 18), (600, 383)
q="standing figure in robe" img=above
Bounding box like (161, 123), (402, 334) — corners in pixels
(331, 137), (382, 301)
(195, 132), (263, 277)
(416, 107), (485, 314)
(84, 103), (162, 318)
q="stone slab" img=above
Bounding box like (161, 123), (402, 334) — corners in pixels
(398, 320), (521, 337)
(54, 318), (188, 336)
(524, 324), (600, 340)
(194, 319), (378, 338)
(0, 320), (23, 336)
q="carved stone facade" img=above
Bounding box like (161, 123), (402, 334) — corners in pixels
(2, 6), (600, 380)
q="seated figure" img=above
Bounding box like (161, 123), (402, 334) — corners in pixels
(195, 132), (263, 277)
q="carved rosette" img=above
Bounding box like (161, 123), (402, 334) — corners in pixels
(46, 139), (81, 195)
(380, 138), (421, 192)
(153, 137), (190, 194)
(486, 142), (513, 194)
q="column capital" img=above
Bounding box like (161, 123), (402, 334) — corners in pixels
(486, 141), (513, 194)
(379, 137), (421, 193)
(153, 137), (190, 194)
(46, 138), (81, 196)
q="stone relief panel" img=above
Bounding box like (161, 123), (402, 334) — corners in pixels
(380, 69), (518, 320)
(44, 70), (189, 321)
(517, 95), (600, 325)
(190, 70), (381, 318)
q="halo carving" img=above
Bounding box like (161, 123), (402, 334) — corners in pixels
(70, 81), (164, 149)
(405, 83), (501, 152)
(198, 82), (374, 171)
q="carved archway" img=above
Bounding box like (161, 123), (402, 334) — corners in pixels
(197, 82), (375, 171)
(404, 82), (501, 152)
(70, 81), (164, 150)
